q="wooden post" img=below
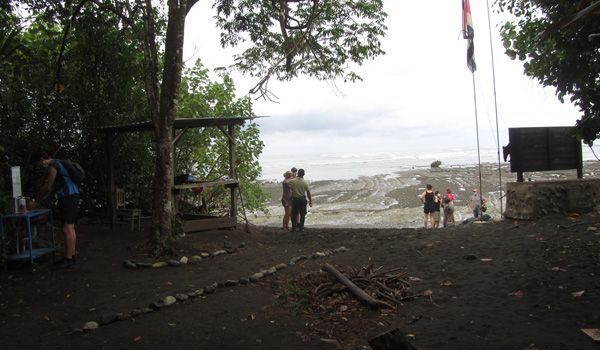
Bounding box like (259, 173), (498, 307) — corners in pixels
(228, 124), (237, 219)
(106, 132), (116, 230)
(577, 136), (583, 179)
(172, 128), (177, 220)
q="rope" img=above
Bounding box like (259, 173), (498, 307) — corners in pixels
(486, 0), (503, 216)
(471, 73), (483, 212)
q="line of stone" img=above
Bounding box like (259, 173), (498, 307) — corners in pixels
(122, 243), (246, 269)
(72, 246), (349, 334)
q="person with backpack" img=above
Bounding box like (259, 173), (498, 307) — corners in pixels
(442, 188), (456, 227)
(30, 150), (81, 269)
(470, 188), (487, 219)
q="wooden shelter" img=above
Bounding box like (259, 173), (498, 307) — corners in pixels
(95, 117), (256, 232)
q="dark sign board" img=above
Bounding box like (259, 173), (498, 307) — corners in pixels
(508, 127), (582, 177)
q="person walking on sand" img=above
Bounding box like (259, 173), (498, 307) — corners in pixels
(419, 184), (435, 228)
(289, 168), (312, 232)
(281, 171), (293, 230)
(443, 188), (456, 227)
(30, 150), (80, 269)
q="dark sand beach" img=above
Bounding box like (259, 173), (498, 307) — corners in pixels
(1, 163), (599, 349)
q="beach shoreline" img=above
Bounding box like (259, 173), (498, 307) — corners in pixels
(250, 161), (600, 228)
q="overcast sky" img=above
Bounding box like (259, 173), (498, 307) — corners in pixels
(183, 1), (584, 160)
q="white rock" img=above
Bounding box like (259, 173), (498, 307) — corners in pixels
(83, 321), (99, 331)
(212, 250), (227, 256)
(163, 296), (177, 306)
(250, 273), (264, 282)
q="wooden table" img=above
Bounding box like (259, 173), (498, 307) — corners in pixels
(172, 179), (239, 233)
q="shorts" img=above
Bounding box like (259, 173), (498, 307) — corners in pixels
(433, 211), (440, 222)
(424, 202), (435, 214)
(58, 195), (80, 224)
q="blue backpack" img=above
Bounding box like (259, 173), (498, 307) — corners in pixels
(60, 159), (85, 184)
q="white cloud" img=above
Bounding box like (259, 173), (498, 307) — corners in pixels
(183, 1), (583, 162)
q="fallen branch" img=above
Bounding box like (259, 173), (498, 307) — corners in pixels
(322, 263), (389, 308)
(313, 282), (333, 295)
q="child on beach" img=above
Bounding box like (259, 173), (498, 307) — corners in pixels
(419, 184), (435, 228)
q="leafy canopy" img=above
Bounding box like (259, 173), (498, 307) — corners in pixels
(496, 0), (600, 144)
(177, 60), (269, 214)
(215, 0), (387, 96)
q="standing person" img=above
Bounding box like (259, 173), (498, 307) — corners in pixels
(443, 188), (456, 227)
(419, 184), (435, 228)
(432, 191), (442, 228)
(471, 188), (482, 218)
(289, 168), (312, 232)
(281, 171), (293, 230)
(290, 166), (299, 222)
(30, 151), (80, 268)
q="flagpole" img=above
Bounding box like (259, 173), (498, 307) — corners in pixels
(486, 0), (503, 216)
(471, 72), (483, 212)
(463, 0), (483, 215)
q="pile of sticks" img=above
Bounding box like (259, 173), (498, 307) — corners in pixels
(314, 263), (418, 310)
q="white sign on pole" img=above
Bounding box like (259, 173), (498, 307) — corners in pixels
(11, 166), (22, 198)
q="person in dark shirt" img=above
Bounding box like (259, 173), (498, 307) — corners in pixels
(289, 168), (312, 232)
(419, 184), (435, 229)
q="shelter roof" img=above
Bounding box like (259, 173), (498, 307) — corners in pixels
(94, 116), (261, 134)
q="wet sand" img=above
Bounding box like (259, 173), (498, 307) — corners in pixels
(251, 161), (600, 228)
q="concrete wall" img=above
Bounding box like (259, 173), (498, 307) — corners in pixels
(504, 179), (600, 220)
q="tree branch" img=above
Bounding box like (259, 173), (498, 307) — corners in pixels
(89, 0), (134, 25)
(55, 0), (88, 94)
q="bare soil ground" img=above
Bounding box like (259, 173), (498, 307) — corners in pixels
(1, 212), (600, 349)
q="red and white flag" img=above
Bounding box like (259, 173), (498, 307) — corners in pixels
(462, 0), (476, 73)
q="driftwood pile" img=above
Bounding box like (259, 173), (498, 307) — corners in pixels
(314, 263), (423, 310)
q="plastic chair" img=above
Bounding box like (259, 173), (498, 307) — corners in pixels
(115, 188), (142, 231)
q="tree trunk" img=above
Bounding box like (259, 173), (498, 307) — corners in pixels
(140, 0), (194, 250)
(152, 126), (174, 246)
(139, 0), (200, 250)
(152, 0), (188, 247)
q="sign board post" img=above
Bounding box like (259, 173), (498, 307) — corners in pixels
(11, 166), (22, 213)
(507, 127), (583, 182)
